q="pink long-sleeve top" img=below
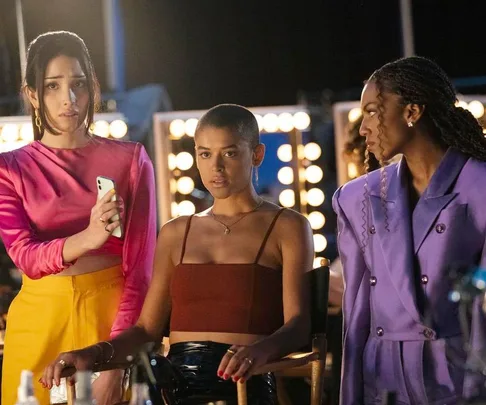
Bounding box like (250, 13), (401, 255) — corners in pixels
(0, 136), (157, 337)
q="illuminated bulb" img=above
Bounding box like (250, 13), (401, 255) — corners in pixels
(1, 141), (28, 152)
(168, 153), (176, 170)
(177, 200), (196, 216)
(20, 123), (34, 141)
(109, 120), (128, 138)
(277, 144), (292, 162)
(175, 152), (194, 171)
(304, 142), (321, 161)
(176, 177), (195, 195)
(313, 257), (325, 269)
(277, 167), (294, 185)
(92, 120), (110, 138)
(305, 165), (323, 183)
(185, 118), (198, 137)
(313, 234), (328, 252)
(254, 114), (264, 132)
(348, 107), (362, 123)
(308, 211), (326, 230)
(277, 113), (294, 132)
(455, 100), (468, 110)
(468, 101), (485, 119)
(279, 189), (295, 207)
(347, 163), (359, 179)
(293, 112), (311, 130)
(169, 119), (185, 139)
(263, 113), (279, 132)
(307, 188), (325, 206)
(1, 124), (19, 142)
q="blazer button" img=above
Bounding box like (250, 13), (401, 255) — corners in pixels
(369, 225), (376, 234)
(370, 276), (377, 286)
(376, 327), (384, 337)
(421, 275), (429, 285)
(423, 328), (435, 339)
(435, 223), (446, 233)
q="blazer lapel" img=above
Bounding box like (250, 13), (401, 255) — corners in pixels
(370, 159), (422, 323)
(412, 149), (469, 253)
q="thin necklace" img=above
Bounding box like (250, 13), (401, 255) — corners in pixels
(209, 199), (264, 235)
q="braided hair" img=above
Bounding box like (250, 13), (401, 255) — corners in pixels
(359, 56), (486, 248)
(369, 56), (486, 161)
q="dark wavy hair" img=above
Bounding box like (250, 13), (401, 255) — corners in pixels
(23, 31), (100, 141)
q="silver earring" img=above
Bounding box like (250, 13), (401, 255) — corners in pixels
(407, 121), (414, 128)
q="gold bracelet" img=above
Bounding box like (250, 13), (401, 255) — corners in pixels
(98, 341), (115, 363)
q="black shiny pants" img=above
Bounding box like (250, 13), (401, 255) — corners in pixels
(166, 341), (277, 405)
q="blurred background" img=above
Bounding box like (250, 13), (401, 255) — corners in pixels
(1, 1), (486, 403)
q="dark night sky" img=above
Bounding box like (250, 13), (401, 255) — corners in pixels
(1, 0), (486, 110)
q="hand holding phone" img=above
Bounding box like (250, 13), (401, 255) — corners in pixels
(96, 176), (123, 238)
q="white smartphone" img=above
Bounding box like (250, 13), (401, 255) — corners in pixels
(96, 176), (123, 238)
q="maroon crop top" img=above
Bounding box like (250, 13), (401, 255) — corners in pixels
(170, 208), (286, 335)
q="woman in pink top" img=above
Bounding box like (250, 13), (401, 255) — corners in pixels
(0, 31), (156, 405)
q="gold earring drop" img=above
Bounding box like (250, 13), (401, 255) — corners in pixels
(34, 109), (42, 132)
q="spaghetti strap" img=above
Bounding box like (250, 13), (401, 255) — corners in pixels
(254, 208), (286, 264)
(179, 215), (195, 264)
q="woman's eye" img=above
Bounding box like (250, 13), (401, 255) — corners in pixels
(199, 152), (210, 158)
(46, 83), (58, 90)
(73, 81), (86, 88)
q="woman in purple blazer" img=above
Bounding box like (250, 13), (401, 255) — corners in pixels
(333, 56), (486, 404)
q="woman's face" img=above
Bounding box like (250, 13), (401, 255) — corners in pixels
(359, 81), (410, 161)
(29, 54), (89, 135)
(195, 126), (263, 199)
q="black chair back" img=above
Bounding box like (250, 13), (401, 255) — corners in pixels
(310, 265), (330, 335)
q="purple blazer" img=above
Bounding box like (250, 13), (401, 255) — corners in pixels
(333, 149), (486, 405)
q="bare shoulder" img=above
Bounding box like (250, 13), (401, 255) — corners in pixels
(157, 215), (191, 248)
(273, 207), (312, 239)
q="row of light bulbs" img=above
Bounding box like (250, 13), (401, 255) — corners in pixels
(168, 112), (311, 139)
(0, 119), (127, 147)
(348, 100), (486, 123)
(275, 140), (327, 259)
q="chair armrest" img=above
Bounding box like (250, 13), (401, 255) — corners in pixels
(252, 351), (321, 375)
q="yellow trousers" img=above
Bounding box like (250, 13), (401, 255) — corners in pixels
(2, 265), (123, 405)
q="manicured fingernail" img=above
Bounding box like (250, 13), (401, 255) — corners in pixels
(233, 376), (240, 382)
(223, 373), (229, 380)
(217, 370), (223, 377)
(239, 378), (245, 383)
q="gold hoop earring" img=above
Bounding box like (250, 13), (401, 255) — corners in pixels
(34, 109), (42, 132)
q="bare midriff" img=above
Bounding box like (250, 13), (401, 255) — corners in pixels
(54, 254), (122, 276)
(169, 331), (267, 346)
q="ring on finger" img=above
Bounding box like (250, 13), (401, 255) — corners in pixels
(99, 217), (105, 223)
(58, 359), (67, 368)
(227, 348), (236, 356)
